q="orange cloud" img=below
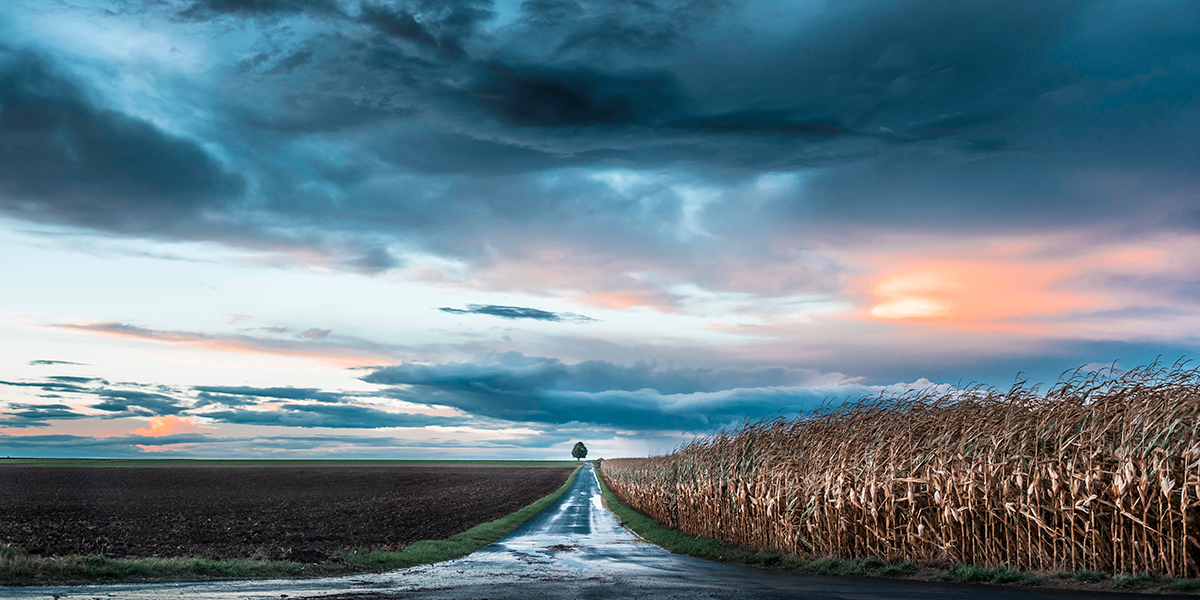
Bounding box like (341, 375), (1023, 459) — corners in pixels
(846, 233), (1200, 335)
(136, 443), (198, 453)
(866, 260), (1094, 332)
(870, 270), (961, 320)
(130, 415), (207, 437)
(579, 291), (669, 310)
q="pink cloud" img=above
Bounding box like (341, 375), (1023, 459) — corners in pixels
(864, 260), (1094, 333)
(420, 239), (837, 315)
(52, 321), (400, 367)
(135, 443), (200, 453)
(842, 232), (1200, 336)
(131, 415), (207, 437)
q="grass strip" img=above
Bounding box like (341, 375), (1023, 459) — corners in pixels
(939, 563), (1040, 586)
(595, 468), (1200, 594)
(1, 465), (581, 585)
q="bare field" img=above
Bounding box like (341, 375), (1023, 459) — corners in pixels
(0, 463), (576, 562)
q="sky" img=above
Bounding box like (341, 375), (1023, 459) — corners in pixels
(1, 0), (1198, 459)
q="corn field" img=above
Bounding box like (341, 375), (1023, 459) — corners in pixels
(599, 362), (1200, 577)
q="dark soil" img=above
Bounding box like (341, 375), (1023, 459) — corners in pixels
(0, 464), (574, 562)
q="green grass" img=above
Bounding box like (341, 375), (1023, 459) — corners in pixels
(1175, 579), (1200, 592)
(1114, 572), (1157, 589)
(0, 547), (312, 583)
(1, 465), (580, 585)
(939, 564), (1041, 586)
(0, 458), (578, 467)
(1074, 568), (1106, 583)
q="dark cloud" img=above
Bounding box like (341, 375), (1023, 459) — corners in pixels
(553, 18), (684, 57)
(358, 0), (492, 60)
(46, 376), (103, 384)
(669, 111), (850, 138)
(528, 0), (725, 57)
(0, 430), (617, 458)
(202, 403), (458, 428)
(359, 4), (439, 48)
(795, 157), (1200, 231)
(0, 432), (212, 451)
(265, 47), (316, 75)
(192, 385), (345, 404)
(235, 0), (1190, 248)
(28, 360), (86, 366)
(0, 379), (95, 393)
(0, 0), (1195, 301)
(193, 392), (259, 408)
(0, 48), (245, 235)
(467, 63), (682, 127)
(178, 0), (342, 21)
(439, 304), (595, 323)
(2, 371), (463, 430)
(0, 404), (89, 428)
(517, 0), (583, 28)
(363, 352), (855, 428)
(91, 390), (189, 417)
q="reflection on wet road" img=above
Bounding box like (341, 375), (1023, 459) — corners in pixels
(6, 463), (1181, 599)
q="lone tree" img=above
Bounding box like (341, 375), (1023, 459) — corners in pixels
(571, 441), (588, 461)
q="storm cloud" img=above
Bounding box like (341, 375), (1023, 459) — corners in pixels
(90, 390), (190, 417)
(363, 352), (872, 429)
(2, 0), (1192, 272)
(178, 0), (344, 21)
(0, 0), (1192, 301)
(201, 403), (459, 428)
(193, 385), (345, 404)
(0, 47), (245, 236)
(0, 404), (89, 428)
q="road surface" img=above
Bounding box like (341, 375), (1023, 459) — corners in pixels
(5, 462), (1188, 599)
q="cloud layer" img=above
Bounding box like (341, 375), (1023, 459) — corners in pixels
(1, 0), (1194, 285)
(1, 0), (1198, 457)
(0, 377), (462, 430)
(364, 352), (879, 428)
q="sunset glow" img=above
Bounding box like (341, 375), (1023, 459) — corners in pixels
(131, 416), (208, 438)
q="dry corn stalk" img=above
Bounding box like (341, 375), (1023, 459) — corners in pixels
(599, 361), (1200, 577)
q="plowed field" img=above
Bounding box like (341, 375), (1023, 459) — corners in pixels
(0, 464), (575, 562)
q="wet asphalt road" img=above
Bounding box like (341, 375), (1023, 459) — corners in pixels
(5, 462), (1190, 599)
